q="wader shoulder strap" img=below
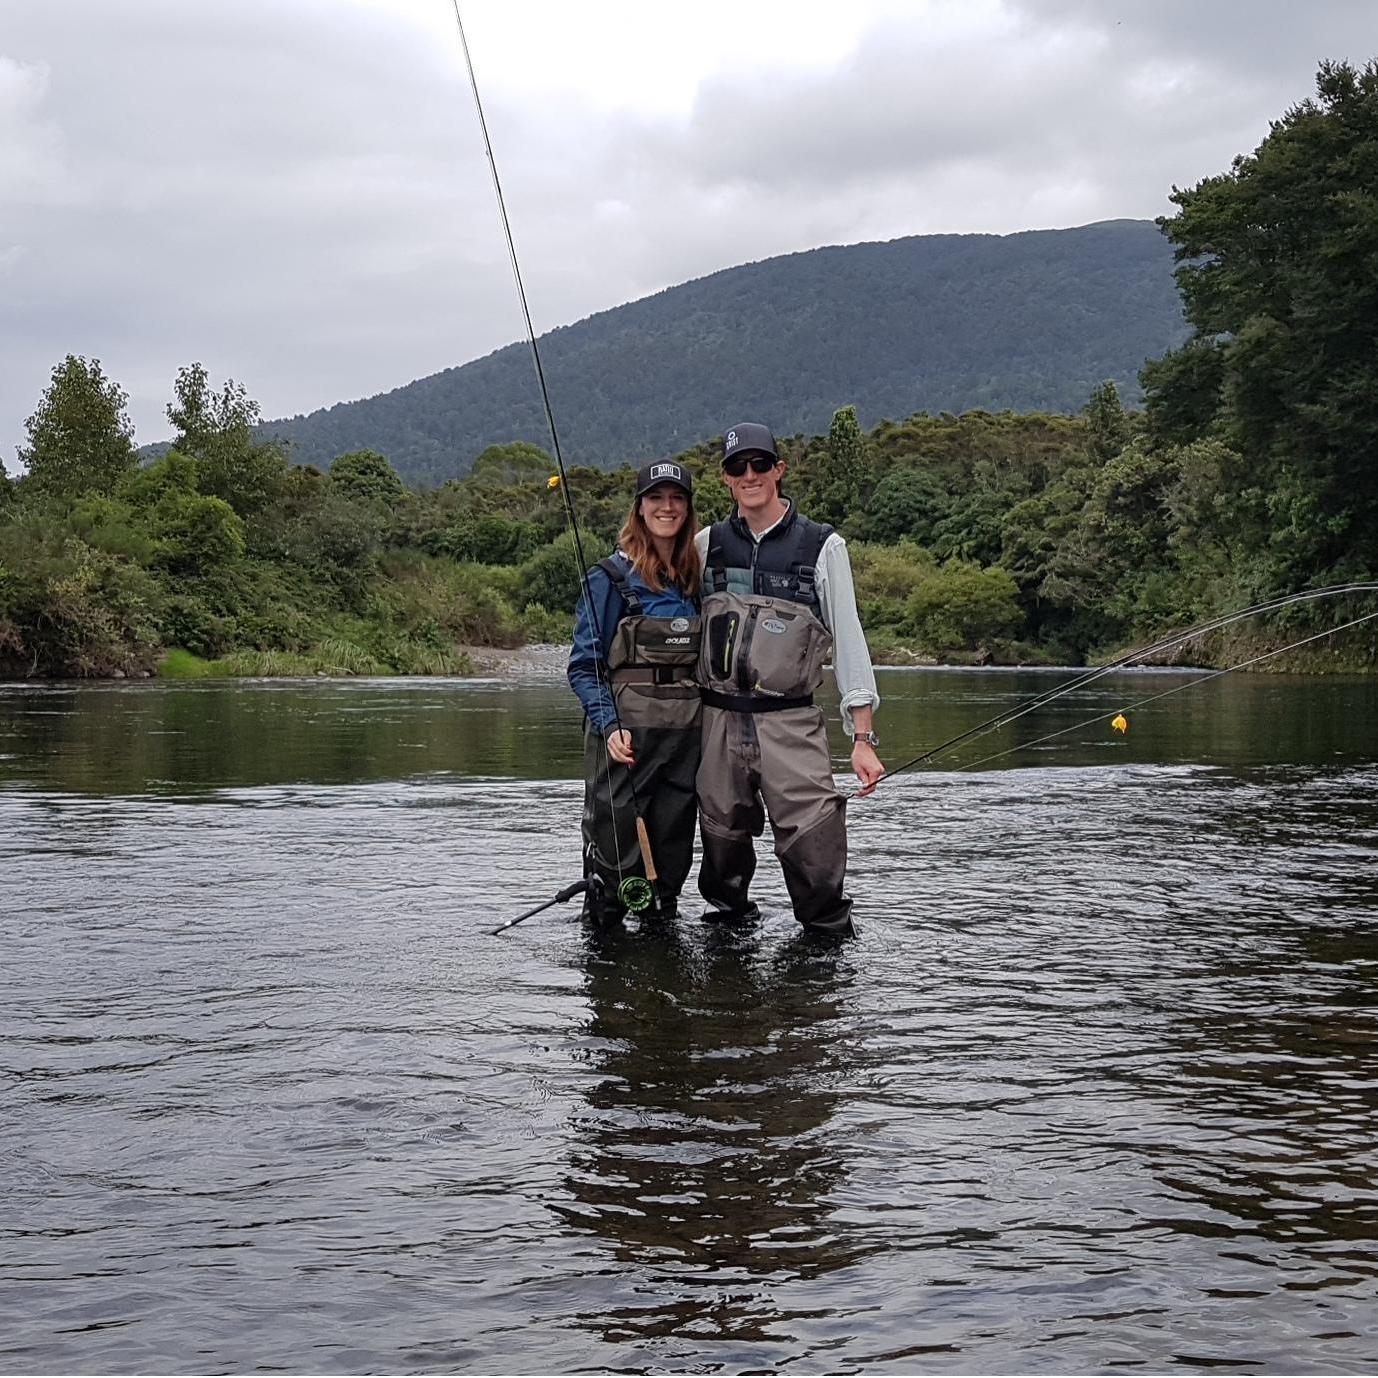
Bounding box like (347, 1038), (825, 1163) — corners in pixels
(705, 523), (729, 594)
(596, 556), (643, 615)
(793, 520), (833, 609)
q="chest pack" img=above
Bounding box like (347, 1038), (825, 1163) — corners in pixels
(597, 557), (701, 730)
(699, 513), (834, 711)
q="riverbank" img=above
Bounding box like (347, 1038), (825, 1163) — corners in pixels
(3, 625), (1374, 684)
(454, 642), (571, 677)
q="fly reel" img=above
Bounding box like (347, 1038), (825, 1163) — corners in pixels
(616, 876), (654, 913)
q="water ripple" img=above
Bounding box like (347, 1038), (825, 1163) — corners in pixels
(3, 684), (1378, 1372)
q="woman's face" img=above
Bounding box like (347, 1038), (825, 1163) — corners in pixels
(639, 484), (689, 541)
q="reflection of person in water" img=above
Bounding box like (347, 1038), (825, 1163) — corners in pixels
(555, 926), (869, 1345)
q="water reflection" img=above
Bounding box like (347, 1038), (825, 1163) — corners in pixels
(559, 921), (870, 1348)
(3, 668), (1376, 798)
(0, 679), (588, 794)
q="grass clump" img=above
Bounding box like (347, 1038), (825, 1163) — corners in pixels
(158, 647), (211, 678)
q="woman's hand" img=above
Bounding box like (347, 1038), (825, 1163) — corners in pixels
(606, 728), (636, 766)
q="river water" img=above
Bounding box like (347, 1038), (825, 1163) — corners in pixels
(2, 670), (1376, 1374)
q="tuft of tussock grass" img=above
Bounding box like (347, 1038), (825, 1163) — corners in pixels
(161, 635), (479, 680)
(205, 649), (322, 677)
(310, 638), (386, 675)
(386, 641), (474, 676)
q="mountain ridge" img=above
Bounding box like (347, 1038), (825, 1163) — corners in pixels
(259, 218), (1186, 484)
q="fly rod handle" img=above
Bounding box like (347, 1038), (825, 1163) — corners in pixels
(635, 815), (659, 882)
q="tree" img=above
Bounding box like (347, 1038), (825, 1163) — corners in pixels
(1083, 380), (1129, 462)
(151, 492), (246, 574)
(167, 362), (258, 453)
(469, 441), (554, 487)
(119, 448), (201, 509)
(18, 355), (136, 500)
(517, 531), (583, 612)
(858, 465), (948, 544)
(167, 363), (287, 515)
(1143, 59), (1378, 579)
(430, 514), (543, 565)
(329, 449), (406, 506)
(1039, 440), (1181, 630)
(809, 405), (867, 528)
(905, 561), (1022, 653)
(691, 467), (733, 523)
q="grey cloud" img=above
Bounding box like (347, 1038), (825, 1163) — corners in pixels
(3, 0), (1376, 468)
(1, 1), (517, 459)
(1011, 0), (1375, 83)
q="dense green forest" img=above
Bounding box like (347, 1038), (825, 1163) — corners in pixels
(3, 60), (1375, 680)
(256, 220), (1186, 485)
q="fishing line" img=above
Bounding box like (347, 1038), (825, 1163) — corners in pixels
(951, 606), (1378, 774)
(449, 2), (656, 920)
(869, 581), (1378, 788)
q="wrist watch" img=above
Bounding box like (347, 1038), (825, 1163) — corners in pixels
(855, 730), (880, 747)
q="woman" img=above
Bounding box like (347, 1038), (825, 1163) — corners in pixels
(567, 460), (702, 922)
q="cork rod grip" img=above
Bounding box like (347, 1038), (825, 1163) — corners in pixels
(635, 816), (659, 882)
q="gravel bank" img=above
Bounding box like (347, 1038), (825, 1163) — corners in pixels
(459, 643), (571, 678)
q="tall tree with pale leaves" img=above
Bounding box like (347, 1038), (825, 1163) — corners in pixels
(18, 355), (136, 500)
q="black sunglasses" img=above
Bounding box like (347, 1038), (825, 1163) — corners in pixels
(722, 453), (778, 477)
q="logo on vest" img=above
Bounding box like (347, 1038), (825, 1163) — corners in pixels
(670, 618), (690, 632)
(761, 618), (787, 634)
(665, 637), (690, 645)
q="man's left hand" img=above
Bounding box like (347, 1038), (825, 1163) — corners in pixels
(851, 741), (884, 797)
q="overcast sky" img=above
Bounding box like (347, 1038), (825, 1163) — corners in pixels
(2, 0), (1374, 468)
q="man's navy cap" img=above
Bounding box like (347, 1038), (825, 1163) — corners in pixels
(635, 460), (692, 498)
(722, 422), (778, 464)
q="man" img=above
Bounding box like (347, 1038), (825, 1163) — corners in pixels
(694, 421), (884, 937)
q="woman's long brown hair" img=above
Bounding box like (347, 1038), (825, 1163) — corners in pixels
(617, 490), (701, 595)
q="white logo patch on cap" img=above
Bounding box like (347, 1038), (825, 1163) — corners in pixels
(650, 463), (680, 481)
(726, 430), (739, 449)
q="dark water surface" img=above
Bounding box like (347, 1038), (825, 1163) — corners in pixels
(2, 670), (1377, 1374)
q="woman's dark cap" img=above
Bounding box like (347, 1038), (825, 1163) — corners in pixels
(635, 460), (692, 498)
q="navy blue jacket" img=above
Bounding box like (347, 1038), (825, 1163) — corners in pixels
(567, 553), (697, 736)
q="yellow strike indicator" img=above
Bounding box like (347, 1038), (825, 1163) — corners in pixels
(1111, 713), (1129, 734)
(547, 474), (561, 489)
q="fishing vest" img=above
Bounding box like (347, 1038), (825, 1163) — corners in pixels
(597, 556), (702, 731)
(699, 507), (834, 711)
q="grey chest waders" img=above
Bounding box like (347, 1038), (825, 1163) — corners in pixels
(696, 513), (855, 934)
(582, 558), (702, 922)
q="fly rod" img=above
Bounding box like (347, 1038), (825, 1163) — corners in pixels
(867, 581), (1378, 786)
(449, 3), (661, 929)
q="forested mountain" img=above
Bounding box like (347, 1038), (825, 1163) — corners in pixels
(262, 220), (1186, 485)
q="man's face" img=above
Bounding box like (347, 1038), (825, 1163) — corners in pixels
(722, 453), (787, 514)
